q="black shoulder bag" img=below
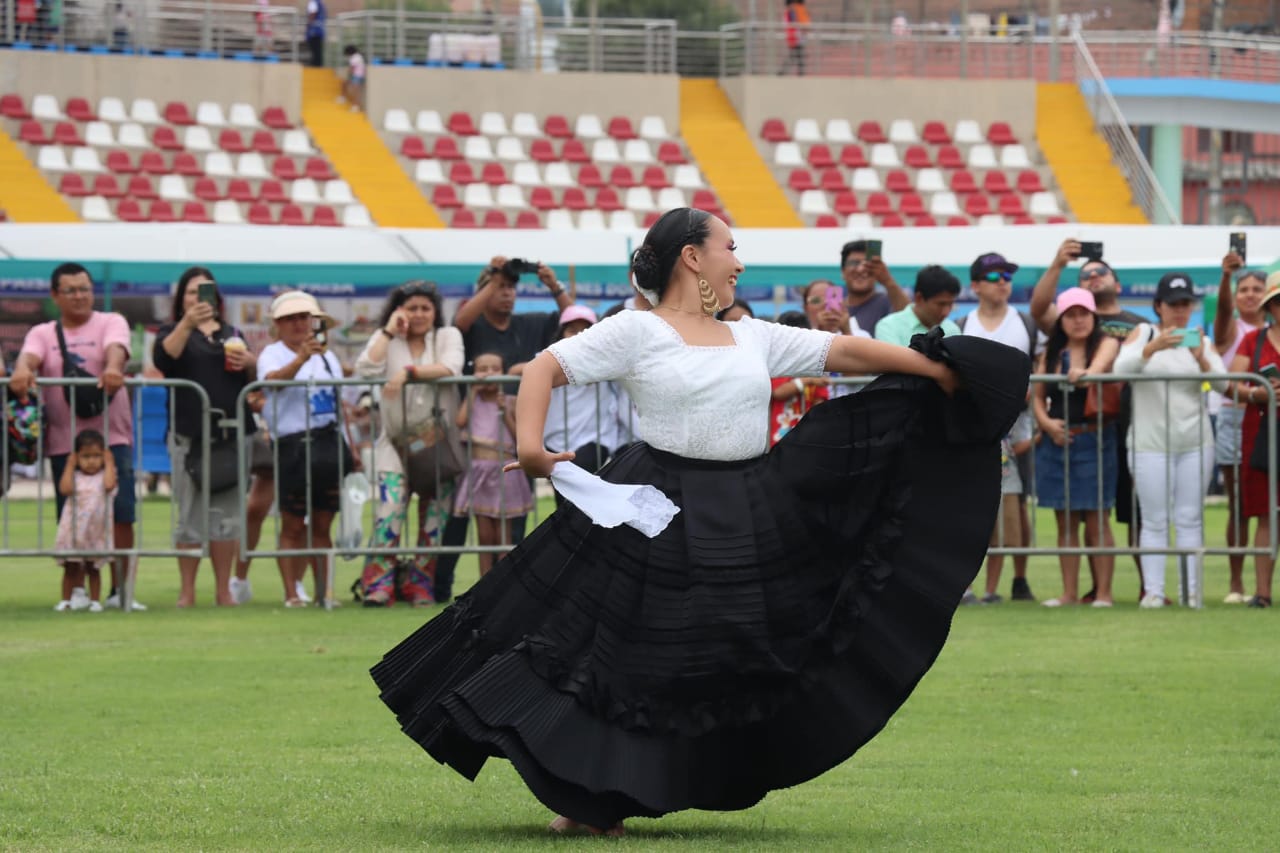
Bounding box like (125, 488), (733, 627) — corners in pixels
(55, 322), (110, 420)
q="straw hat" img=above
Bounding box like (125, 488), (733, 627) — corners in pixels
(270, 290), (335, 328)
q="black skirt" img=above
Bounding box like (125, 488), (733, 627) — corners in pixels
(371, 331), (1030, 828)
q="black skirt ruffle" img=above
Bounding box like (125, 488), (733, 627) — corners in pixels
(371, 331), (1030, 828)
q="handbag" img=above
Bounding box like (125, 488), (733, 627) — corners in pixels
(390, 334), (463, 496)
(183, 409), (242, 493)
(55, 322), (110, 420)
(1083, 381), (1122, 421)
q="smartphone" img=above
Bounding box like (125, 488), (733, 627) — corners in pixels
(1230, 231), (1247, 264)
(864, 239), (882, 261)
(824, 286), (844, 312)
(1176, 328), (1202, 348)
(197, 282), (217, 306)
(1077, 241), (1104, 262)
(1259, 363), (1279, 379)
(312, 316), (327, 346)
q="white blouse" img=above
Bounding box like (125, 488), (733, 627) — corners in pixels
(1114, 323), (1228, 454)
(548, 312), (834, 461)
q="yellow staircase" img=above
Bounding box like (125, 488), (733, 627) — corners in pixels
(679, 79), (802, 228)
(0, 128), (80, 222)
(1036, 82), (1147, 224)
(301, 68), (444, 228)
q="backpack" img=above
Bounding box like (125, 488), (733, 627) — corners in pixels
(961, 308), (1038, 360)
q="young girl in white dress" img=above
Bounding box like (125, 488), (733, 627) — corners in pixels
(54, 429), (117, 612)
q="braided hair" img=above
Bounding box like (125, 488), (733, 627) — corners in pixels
(630, 208), (713, 304)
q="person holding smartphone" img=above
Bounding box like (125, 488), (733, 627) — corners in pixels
(838, 239), (909, 337)
(153, 267), (258, 607)
(1227, 272), (1280, 609)
(1115, 273), (1227, 608)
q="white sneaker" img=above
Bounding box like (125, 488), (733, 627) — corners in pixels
(105, 593), (149, 612)
(70, 587), (90, 611)
(294, 581), (312, 604)
(1223, 591), (1248, 605)
(88, 601), (104, 613)
(54, 600), (72, 612)
(229, 577), (253, 605)
(1139, 593), (1166, 609)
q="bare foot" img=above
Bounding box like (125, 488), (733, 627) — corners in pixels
(548, 816), (581, 834)
(176, 596), (195, 608)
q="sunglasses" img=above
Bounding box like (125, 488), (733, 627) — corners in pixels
(1080, 267), (1110, 280)
(981, 271), (1012, 283)
(399, 282), (437, 298)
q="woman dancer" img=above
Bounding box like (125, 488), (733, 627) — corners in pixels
(372, 208), (1029, 833)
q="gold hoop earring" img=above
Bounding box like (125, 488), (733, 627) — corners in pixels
(697, 278), (720, 316)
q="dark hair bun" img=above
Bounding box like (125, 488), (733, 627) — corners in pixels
(631, 244), (661, 291)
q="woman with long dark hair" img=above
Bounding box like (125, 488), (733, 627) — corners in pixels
(1033, 287), (1120, 607)
(152, 266), (256, 607)
(372, 208), (1029, 834)
(354, 281), (464, 606)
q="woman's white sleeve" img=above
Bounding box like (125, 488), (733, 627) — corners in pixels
(547, 312), (639, 385)
(750, 318), (834, 377)
(437, 327), (466, 376)
(354, 337), (384, 378)
(1113, 324), (1149, 375)
(1204, 346), (1230, 393)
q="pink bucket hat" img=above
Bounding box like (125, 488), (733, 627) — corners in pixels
(559, 304), (598, 327)
(1055, 287), (1097, 315)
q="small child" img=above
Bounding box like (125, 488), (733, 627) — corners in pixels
(342, 45), (366, 113)
(453, 352), (533, 577)
(55, 429), (118, 612)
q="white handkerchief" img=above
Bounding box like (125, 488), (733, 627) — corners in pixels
(549, 461), (680, 538)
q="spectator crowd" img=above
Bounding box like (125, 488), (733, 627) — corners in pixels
(3, 237), (1277, 612)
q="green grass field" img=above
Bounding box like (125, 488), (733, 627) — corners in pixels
(2, 498), (1278, 851)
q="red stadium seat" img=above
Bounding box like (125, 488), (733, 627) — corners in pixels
(218, 129), (248, 153)
(1012, 215), (1036, 225)
(814, 215), (840, 228)
(983, 171), (1012, 194)
(92, 174), (125, 198)
(0, 94), (31, 119)
(856, 121), (887, 144)
(311, 205), (339, 226)
(1016, 170), (1044, 194)
(279, 203), (307, 226)
(866, 192), (893, 216)
(59, 173), (90, 197)
(950, 170), (978, 194)
(562, 187), (588, 210)
(127, 175), (159, 200)
(247, 202), (276, 225)
(117, 198), (148, 222)
(52, 122), (84, 146)
(760, 118), (790, 142)
(936, 145), (964, 169)
(946, 215), (970, 226)
(543, 114), (572, 138)
(819, 168), (846, 192)
(164, 102), (195, 126)
(400, 136), (429, 159)
(884, 169), (912, 193)
(251, 130), (281, 155)
(530, 139), (557, 162)
(787, 168), (816, 192)
(433, 137), (462, 160)
(833, 191), (859, 215)
(305, 158), (335, 181)
(903, 145), (932, 169)
(607, 117), (637, 140)
(138, 151), (170, 175)
(448, 162), (476, 184)
(258, 180), (287, 203)
(149, 200), (177, 222)
(271, 157), (300, 181)
(807, 144), (835, 169)
(194, 177), (224, 201)
(921, 121), (951, 144)
(880, 213), (905, 227)
(181, 201), (212, 223)
(561, 139), (590, 163)
(987, 122), (1018, 145)
(18, 120), (49, 145)
(447, 112), (477, 136)
(227, 179), (255, 202)
(172, 153), (203, 176)
(577, 163), (605, 189)
(152, 126), (183, 151)
(261, 107), (293, 129)
(839, 144), (867, 169)
(657, 141), (686, 165)
(431, 184), (461, 209)
(1046, 215), (1069, 224)
(608, 165), (636, 188)
(451, 209), (478, 227)
(998, 194), (1027, 217)
(642, 211), (662, 228)
(483, 209), (510, 228)
(515, 210), (541, 228)
(691, 189), (717, 209)
(481, 162), (508, 186)
(641, 165), (669, 189)
(964, 193), (992, 217)
(529, 187), (556, 210)
(66, 97), (96, 122)
(913, 214), (938, 227)
(595, 188), (623, 212)
(899, 192), (925, 216)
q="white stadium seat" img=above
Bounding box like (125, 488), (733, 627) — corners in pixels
(463, 136), (494, 161)
(31, 94), (64, 121)
(591, 139), (622, 164)
(81, 196), (114, 221)
(545, 209), (575, 230)
(204, 152), (235, 177)
(928, 191), (961, 217)
(792, 118), (822, 143)
(672, 165), (704, 189)
(888, 119), (919, 144)
(184, 126), (216, 152)
(478, 111), (508, 136)
(577, 209), (607, 230)
(511, 162), (542, 186)
(772, 142), (803, 167)
(495, 136), (526, 162)
(462, 183), (494, 208)
(824, 118), (854, 143)
(195, 101), (227, 127)
(511, 112), (542, 137)
(229, 103), (259, 127)
(343, 205), (373, 227)
(575, 114), (604, 139)
(1029, 192), (1062, 216)
(69, 148), (104, 173)
(915, 168), (945, 193)
(281, 130), (315, 156)
(290, 178), (321, 205)
(129, 98), (161, 124)
(967, 143), (998, 169)
(414, 160), (445, 184)
(851, 168), (882, 192)
(117, 122), (149, 149)
(383, 109), (412, 134)
(323, 180), (354, 205)
(638, 116), (669, 140)
(98, 97), (128, 123)
(1000, 144), (1031, 169)
(608, 210), (639, 230)
(235, 153), (268, 179)
(158, 175), (190, 201)
(415, 110), (444, 134)
(622, 140), (653, 164)
(495, 184), (525, 207)
(84, 121), (115, 147)
(953, 119), (983, 144)
(212, 200), (244, 224)
(38, 146), (70, 171)
(870, 143), (901, 168)
(798, 189), (831, 215)
(544, 163), (574, 187)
